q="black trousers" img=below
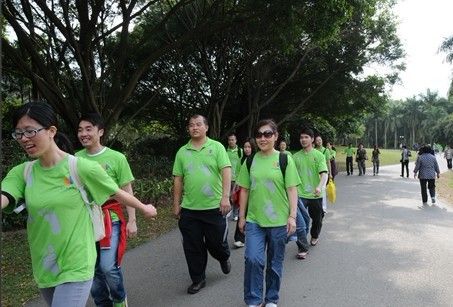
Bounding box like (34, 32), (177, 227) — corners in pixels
(178, 208), (230, 283)
(401, 160), (409, 177)
(346, 157), (353, 175)
(302, 198), (324, 239)
(447, 159), (452, 169)
(419, 179), (436, 203)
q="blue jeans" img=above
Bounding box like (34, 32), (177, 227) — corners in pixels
(295, 198), (310, 252)
(40, 280), (93, 307)
(244, 222), (287, 305)
(91, 221), (126, 306)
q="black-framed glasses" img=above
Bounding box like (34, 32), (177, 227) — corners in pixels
(12, 127), (46, 140)
(255, 130), (274, 139)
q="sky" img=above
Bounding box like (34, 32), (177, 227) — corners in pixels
(389, 0), (453, 100)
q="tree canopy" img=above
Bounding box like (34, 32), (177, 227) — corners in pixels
(3, 0), (404, 147)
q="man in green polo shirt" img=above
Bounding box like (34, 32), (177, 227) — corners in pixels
(293, 128), (328, 248)
(173, 115), (232, 295)
(226, 133), (242, 221)
(344, 143), (355, 175)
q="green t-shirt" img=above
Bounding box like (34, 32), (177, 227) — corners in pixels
(76, 147), (134, 221)
(293, 149), (328, 199)
(316, 146), (331, 162)
(1, 156), (119, 288)
(236, 151), (301, 227)
(329, 149), (336, 160)
(344, 147), (355, 157)
(173, 137), (231, 210)
(226, 146), (242, 181)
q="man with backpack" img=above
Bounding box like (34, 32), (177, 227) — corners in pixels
(76, 113), (138, 307)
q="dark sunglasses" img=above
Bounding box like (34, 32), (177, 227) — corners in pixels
(255, 130), (274, 139)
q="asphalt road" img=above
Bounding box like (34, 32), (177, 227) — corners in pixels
(26, 155), (453, 307)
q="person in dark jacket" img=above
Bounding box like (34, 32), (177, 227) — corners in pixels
(414, 145), (440, 206)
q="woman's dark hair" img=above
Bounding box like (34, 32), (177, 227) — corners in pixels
(55, 132), (74, 154)
(255, 119), (278, 134)
(241, 137), (257, 164)
(12, 102), (57, 129)
(12, 102), (74, 154)
(79, 113), (105, 130)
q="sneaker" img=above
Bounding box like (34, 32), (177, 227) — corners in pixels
(296, 250), (308, 259)
(233, 216), (238, 221)
(422, 202), (429, 207)
(220, 259), (231, 274)
(265, 303), (278, 307)
(310, 238), (319, 246)
(233, 241), (245, 248)
(431, 197), (436, 204)
(113, 299), (128, 307)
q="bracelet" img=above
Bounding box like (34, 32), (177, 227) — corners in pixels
(288, 215), (296, 220)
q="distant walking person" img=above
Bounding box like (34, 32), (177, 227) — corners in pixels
(226, 133), (243, 221)
(278, 139), (292, 156)
(444, 145), (452, 170)
(233, 138), (256, 248)
(237, 119), (299, 307)
(344, 143), (355, 175)
(372, 144), (381, 176)
(414, 145), (440, 206)
(326, 142), (338, 180)
(356, 143), (367, 176)
(173, 115), (232, 294)
(400, 145), (411, 177)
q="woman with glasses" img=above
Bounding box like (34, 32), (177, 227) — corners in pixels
(237, 119), (300, 307)
(1, 102), (157, 307)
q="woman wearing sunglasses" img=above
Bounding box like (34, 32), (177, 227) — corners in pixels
(237, 119), (300, 307)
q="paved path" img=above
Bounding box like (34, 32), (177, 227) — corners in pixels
(27, 155), (453, 306)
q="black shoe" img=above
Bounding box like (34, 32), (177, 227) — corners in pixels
(220, 259), (231, 274)
(187, 280), (206, 294)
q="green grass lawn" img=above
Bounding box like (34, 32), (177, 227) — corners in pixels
(333, 146), (416, 172)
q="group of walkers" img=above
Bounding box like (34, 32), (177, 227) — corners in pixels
(343, 143), (381, 176)
(1, 102), (157, 307)
(1, 101), (451, 307)
(172, 115), (334, 307)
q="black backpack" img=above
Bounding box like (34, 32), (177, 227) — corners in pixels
(245, 152), (288, 180)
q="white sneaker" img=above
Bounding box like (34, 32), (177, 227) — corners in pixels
(233, 241), (245, 248)
(266, 303), (277, 307)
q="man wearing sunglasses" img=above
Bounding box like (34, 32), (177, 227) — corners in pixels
(173, 115), (232, 294)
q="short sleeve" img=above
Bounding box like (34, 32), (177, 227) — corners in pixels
(284, 156), (301, 188)
(236, 161), (250, 189)
(1, 163), (26, 213)
(117, 153), (134, 187)
(216, 143), (231, 170)
(77, 158), (119, 205)
(172, 149), (184, 177)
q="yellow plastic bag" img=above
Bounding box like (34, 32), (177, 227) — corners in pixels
(326, 180), (336, 204)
